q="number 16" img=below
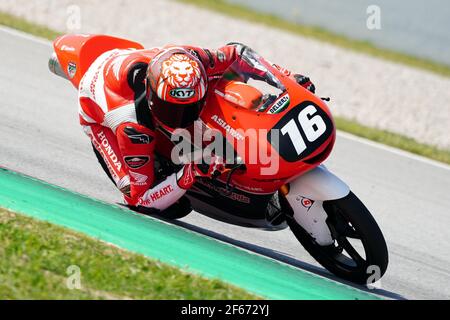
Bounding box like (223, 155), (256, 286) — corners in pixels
(280, 105), (327, 155)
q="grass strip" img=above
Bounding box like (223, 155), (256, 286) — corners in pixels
(0, 208), (259, 300)
(334, 117), (450, 164)
(0, 11), (61, 40)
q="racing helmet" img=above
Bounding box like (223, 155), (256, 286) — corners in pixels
(146, 48), (208, 130)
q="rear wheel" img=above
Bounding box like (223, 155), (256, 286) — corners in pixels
(286, 191), (388, 284)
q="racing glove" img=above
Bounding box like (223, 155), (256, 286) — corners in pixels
(294, 74), (316, 94)
(176, 156), (226, 190)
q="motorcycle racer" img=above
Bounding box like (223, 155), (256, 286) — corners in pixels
(78, 42), (316, 215)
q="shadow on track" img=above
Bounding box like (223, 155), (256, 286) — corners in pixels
(167, 217), (406, 300)
(118, 202), (405, 299)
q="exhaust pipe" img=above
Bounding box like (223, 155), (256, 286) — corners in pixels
(48, 52), (68, 80)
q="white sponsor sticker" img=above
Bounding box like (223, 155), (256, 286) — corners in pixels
(267, 94), (290, 114)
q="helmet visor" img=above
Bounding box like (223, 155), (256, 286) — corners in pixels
(150, 93), (203, 129)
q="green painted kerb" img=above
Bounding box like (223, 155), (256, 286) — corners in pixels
(0, 168), (379, 300)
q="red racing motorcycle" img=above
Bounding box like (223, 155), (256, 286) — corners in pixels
(49, 34), (388, 284)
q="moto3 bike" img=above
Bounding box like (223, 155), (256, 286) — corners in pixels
(49, 34), (388, 284)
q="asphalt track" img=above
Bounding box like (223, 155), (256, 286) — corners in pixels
(1, 27), (449, 299)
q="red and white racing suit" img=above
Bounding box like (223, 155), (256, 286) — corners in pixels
(78, 43), (314, 211)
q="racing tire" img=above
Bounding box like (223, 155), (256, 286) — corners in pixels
(287, 191), (388, 284)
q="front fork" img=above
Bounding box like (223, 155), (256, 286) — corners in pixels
(282, 165), (350, 245)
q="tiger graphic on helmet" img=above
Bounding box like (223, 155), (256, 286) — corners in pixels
(148, 48), (207, 105)
(161, 53), (201, 88)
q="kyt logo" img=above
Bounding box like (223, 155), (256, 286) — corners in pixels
(169, 88), (195, 99)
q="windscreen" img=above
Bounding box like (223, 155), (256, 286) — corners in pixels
(213, 46), (288, 113)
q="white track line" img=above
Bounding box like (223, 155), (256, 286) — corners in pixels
(337, 131), (450, 171)
(0, 25), (51, 46)
(1, 25), (449, 172)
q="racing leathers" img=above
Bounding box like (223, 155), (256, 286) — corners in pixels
(78, 43), (315, 212)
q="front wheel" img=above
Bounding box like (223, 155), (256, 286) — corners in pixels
(287, 191), (388, 284)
